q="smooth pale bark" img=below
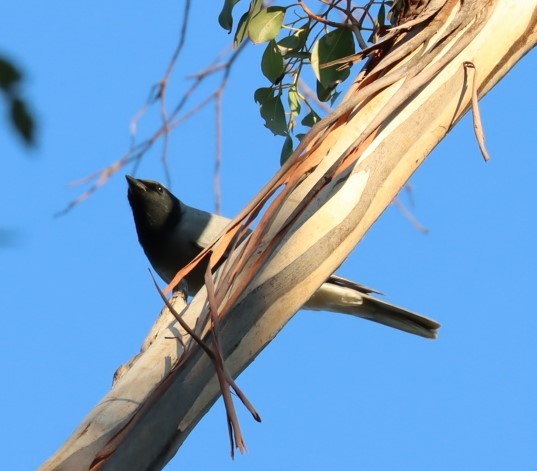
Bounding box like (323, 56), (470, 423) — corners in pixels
(41, 1), (537, 470)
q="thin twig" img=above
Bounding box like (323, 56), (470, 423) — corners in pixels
(58, 34), (247, 215)
(299, 0), (349, 29)
(214, 90), (223, 214)
(392, 197), (429, 234)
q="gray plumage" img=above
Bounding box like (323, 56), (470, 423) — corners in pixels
(126, 176), (440, 339)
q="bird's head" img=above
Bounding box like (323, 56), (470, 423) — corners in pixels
(125, 175), (182, 234)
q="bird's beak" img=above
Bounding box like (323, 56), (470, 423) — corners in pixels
(125, 175), (147, 192)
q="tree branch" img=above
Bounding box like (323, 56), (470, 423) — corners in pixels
(41, 2), (537, 470)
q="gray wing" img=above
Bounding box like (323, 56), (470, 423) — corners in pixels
(167, 205), (238, 293)
(180, 204), (232, 251)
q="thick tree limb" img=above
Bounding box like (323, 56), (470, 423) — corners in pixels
(41, 1), (537, 470)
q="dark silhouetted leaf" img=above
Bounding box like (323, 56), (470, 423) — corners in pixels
(10, 98), (34, 145)
(261, 41), (284, 84)
(378, 3), (386, 26)
(316, 80), (336, 102)
(254, 87), (273, 104)
(218, 0), (241, 32)
(255, 91), (287, 136)
(280, 135), (293, 165)
(301, 109), (321, 127)
(0, 57), (22, 91)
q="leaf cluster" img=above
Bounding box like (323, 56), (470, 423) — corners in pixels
(218, 0), (401, 163)
(0, 56), (35, 146)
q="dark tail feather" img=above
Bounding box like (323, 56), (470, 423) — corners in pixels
(304, 278), (440, 339)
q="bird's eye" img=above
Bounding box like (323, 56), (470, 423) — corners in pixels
(156, 185), (163, 193)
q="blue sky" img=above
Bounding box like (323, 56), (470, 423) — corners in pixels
(2, 2), (536, 470)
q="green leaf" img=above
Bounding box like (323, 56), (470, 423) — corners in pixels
(311, 28), (355, 88)
(301, 109), (321, 127)
(316, 80), (335, 103)
(368, 27), (378, 43)
(280, 135), (294, 165)
(234, 13), (250, 48)
(256, 92), (287, 136)
(261, 41), (284, 84)
(248, 6), (286, 44)
(254, 87), (273, 103)
(378, 3), (386, 26)
(277, 35), (300, 51)
(288, 87), (301, 116)
(218, 0), (241, 32)
(0, 57), (22, 91)
(278, 26), (309, 53)
(10, 98), (34, 145)
(234, 0), (264, 48)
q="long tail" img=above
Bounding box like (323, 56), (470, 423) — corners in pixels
(303, 275), (440, 339)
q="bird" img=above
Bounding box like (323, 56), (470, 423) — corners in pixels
(126, 175), (440, 339)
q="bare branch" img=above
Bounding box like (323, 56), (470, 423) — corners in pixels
(58, 12), (247, 216)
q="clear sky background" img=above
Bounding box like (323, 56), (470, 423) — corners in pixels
(2, 2), (536, 470)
